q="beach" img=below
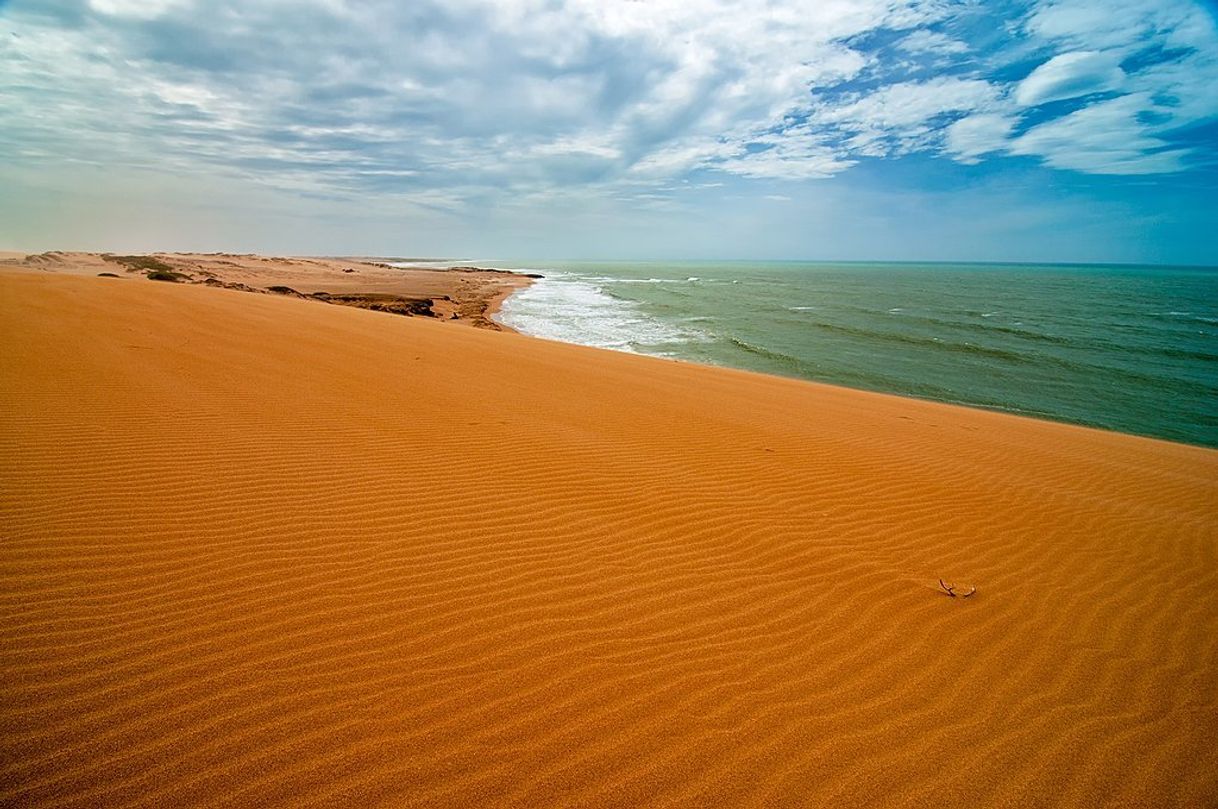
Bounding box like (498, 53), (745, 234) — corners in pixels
(2, 262), (1217, 806)
(3, 252), (532, 331)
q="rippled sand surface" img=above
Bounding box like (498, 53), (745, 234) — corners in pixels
(2, 271), (1216, 807)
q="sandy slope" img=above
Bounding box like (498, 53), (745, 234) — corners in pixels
(1, 271), (1216, 807)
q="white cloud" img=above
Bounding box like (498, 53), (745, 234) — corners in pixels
(896, 29), (969, 55)
(716, 127), (857, 179)
(1025, 0), (1213, 51)
(998, 0), (1218, 173)
(1015, 51), (1125, 106)
(817, 77), (999, 129)
(1008, 94), (1188, 174)
(804, 77), (1003, 160)
(88, 0), (191, 19)
(945, 114), (1017, 163)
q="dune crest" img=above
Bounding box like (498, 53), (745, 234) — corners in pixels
(2, 272), (1216, 807)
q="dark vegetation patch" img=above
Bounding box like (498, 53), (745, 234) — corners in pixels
(146, 270), (187, 282)
(309, 292), (436, 317)
(204, 278), (260, 292)
(448, 266), (544, 278)
(97, 272), (121, 278)
(102, 254), (175, 273)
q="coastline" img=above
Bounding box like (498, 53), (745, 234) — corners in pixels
(0, 251), (535, 332)
(2, 268), (1216, 806)
(483, 261), (1218, 448)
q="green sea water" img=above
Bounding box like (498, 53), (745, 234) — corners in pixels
(493, 261), (1218, 448)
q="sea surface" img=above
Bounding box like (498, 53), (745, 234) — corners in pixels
(489, 261), (1218, 448)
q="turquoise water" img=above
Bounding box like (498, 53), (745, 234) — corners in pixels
(493, 261), (1218, 448)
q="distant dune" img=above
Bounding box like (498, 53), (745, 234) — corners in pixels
(0, 251), (532, 330)
(1, 269), (1216, 807)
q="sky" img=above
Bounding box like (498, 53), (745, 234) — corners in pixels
(1, 0), (1216, 263)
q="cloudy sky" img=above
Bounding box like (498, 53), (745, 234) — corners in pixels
(1, 0), (1215, 263)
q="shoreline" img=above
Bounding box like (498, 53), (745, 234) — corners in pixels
(2, 252), (1211, 449)
(481, 262), (1218, 449)
(0, 250), (536, 332)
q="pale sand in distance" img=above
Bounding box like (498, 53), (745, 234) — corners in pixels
(1, 264), (1216, 807)
(3, 251), (532, 329)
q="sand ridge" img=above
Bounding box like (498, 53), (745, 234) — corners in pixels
(1, 271), (1216, 807)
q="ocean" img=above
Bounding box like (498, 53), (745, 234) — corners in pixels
(491, 261), (1218, 448)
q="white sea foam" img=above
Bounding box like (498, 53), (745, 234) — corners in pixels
(600, 276), (705, 284)
(494, 273), (703, 352)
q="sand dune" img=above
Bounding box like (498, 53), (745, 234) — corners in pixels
(1, 270), (1216, 807)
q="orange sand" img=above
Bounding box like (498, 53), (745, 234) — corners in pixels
(1, 271), (1216, 807)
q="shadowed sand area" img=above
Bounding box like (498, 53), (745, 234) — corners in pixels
(2, 270), (1216, 807)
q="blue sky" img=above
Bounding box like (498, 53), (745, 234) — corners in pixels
(1, 0), (1215, 263)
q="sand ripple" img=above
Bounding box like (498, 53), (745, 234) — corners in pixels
(2, 273), (1216, 807)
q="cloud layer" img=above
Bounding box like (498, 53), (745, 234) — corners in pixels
(3, 0), (1215, 199)
(0, 0), (1215, 261)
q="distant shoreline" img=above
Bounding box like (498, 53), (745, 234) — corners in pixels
(0, 250), (536, 332)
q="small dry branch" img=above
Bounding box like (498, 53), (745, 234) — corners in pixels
(939, 579), (976, 598)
